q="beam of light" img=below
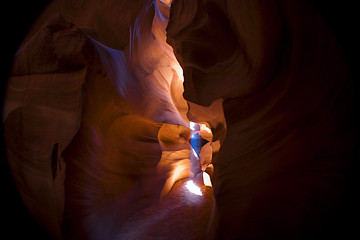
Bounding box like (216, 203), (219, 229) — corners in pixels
(203, 172), (212, 187)
(191, 147), (199, 160)
(190, 121), (200, 160)
(185, 180), (202, 196)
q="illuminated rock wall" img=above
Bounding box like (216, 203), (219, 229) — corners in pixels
(3, 0), (356, 239)
(4, 0), (224, 239)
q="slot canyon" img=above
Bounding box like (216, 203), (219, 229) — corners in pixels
(1, 0), (357, 239)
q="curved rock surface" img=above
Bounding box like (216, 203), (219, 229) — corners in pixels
(167, 0), (356, 239)
(4, 1), (223, 239)
(2, 0), (357, 239)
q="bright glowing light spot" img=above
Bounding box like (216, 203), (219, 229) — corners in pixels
(191, 147), (199, 160)
(200, 124), (212, 134)
(190, 121), (196, 131)
(185, 180), (202, 196)
(203, 172), (212, 187)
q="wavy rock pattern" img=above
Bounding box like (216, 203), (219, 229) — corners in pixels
(3, 16), (91, 238)
(4, 0), (223, 239)
(3, 0), (356, 239)
(167, 0), (356, 239)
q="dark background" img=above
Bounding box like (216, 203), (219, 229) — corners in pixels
(1, 1), (357, 239)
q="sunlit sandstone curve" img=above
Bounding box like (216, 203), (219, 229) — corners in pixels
(3, 0), (356, 239)
(3, 0), (224, 239)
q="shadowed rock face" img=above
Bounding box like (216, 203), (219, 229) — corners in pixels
(3, 15), (91, 238)
(167, 0), (356, 239)
(2, 0), (357, 239)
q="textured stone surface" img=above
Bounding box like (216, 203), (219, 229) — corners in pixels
(2, 0), (357, 239)
(167, 0), (357, 239)
(3, 15), (92, 238)
(4, 1), (221, 239)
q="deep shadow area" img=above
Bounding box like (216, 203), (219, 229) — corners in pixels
(2, 2), (53, 239)
(305, 1), (358, 239)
